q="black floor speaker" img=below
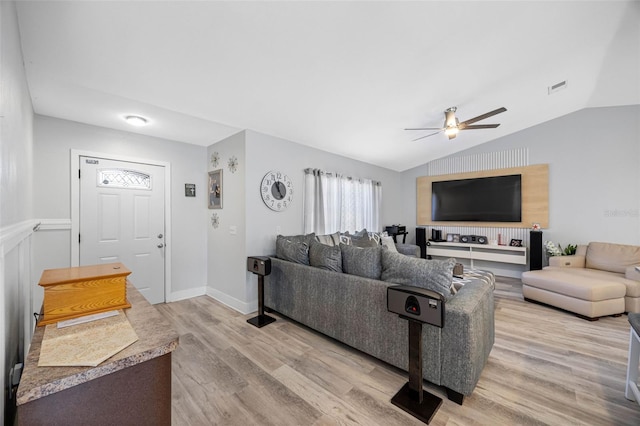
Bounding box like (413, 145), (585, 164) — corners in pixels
(530, 231), (543, 270)
(416, 227), (428, 259)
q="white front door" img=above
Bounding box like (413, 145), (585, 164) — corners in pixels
(79, 156), (165, 304)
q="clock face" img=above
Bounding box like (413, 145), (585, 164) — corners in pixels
(261, 171), (293, 211)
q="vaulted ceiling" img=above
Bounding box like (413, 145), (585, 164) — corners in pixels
(16, 1), (640, 171)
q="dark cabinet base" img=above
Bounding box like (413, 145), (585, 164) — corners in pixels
(18, 353), (172, 426)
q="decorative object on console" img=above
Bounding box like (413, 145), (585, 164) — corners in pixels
(430, 229), (444, 242)
(509, 239), (523, 247)
(208, 169), (223, 209)
(261, 170), (293, 212)
(532, 222), (541, 231)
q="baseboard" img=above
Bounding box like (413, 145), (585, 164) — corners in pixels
(205, 287), (257, 315)
(169, 286), (207, 302)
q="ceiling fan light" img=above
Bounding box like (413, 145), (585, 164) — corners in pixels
(444, 126), (459, 137)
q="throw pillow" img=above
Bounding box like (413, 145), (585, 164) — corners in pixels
(315, 232), (341, 247)
(279, 232), (316, 245)
(309, 241), (342, 272)
(380, 236), (398, 252)
(380, 250), (455, 300)
(276, 235), (310, 265)
(351, 236), (379, 248)
(340, 243), (382, 280)
(339, 233), (352, 245)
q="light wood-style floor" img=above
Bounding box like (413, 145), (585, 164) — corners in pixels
(156, 277), (640, 425)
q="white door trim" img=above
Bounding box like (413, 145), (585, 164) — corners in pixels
(70, 149), (172, 303)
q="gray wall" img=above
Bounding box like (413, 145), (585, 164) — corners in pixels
(206, 129), (405, 313)
(401, 105), (640, 250)
(206, 131), (248, 310)
(1, 2), (34, 423)
(32, 116), (209, 300)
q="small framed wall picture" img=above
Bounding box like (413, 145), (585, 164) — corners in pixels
(185, 184), (196, 197)
(208, 169), (223, 209)
(510, 239), (523, 247)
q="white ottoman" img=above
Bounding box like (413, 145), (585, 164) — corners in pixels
(522, 269), (626, 320)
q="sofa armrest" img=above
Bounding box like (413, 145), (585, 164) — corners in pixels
(440, 279), (494, 396)
(549, 255), (586, 268)
(396, 243), (420, 257)
(626, 265), (640, 281)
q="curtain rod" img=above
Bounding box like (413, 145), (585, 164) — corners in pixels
(303, 168), (382, 186)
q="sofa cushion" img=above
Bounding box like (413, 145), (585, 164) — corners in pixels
(340, 244), (382, 280)
(276, 235), (310, 265)
(586, 242), (640, 274)
(543, 266), (640, 298)
(381, 250), (455, 301)
(309, 241), (342, 272)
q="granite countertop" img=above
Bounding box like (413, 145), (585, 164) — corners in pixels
(17, 284), (179, 406)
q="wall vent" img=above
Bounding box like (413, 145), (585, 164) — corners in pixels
(548, 80), (568, 94)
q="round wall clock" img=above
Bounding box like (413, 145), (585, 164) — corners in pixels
(261, 171), (293, 211)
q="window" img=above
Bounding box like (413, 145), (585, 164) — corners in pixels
(303, 168), (381, 234)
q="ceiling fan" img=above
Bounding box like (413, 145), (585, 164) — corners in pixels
(406, 106), (507, 141)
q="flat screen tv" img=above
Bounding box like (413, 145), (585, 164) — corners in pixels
(431, 174), (522, 222)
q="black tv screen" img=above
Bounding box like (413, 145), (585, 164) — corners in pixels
(431, 174), (522, 222)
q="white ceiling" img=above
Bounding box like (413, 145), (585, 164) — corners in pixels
(15, 1), (640, 172)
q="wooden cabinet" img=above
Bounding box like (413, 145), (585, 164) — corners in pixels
(17, 285), (178, 425)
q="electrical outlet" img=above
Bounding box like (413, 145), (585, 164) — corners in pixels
(229, 225), (237, 235)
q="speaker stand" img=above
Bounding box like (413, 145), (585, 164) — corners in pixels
(247, 275), (275, 328)
(390, 320), (442, 424)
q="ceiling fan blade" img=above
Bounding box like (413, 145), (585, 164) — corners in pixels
(460, 107), (507, 126)
(459, 124), (501, 130)
(404, 127), (443, 131)
(412, 131), (442, 141)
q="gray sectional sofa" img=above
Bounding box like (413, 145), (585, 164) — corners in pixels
(264, 234), (495, 404)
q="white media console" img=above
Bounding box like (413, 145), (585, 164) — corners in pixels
(427, 241), (527, 269)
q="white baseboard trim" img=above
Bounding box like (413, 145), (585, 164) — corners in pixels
(169, 286), (207, 302)
(205, 287), (257, 315)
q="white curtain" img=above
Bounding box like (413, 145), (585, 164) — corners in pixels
(303, 168), (382, 234)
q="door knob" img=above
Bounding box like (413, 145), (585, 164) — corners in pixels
(157, 243), (164, 248)
(157, 234), (163, 239)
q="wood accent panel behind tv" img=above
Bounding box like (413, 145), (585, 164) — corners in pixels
(417, 164), (549, 228)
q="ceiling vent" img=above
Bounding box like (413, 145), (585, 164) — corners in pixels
(548, 80), (568, 95)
